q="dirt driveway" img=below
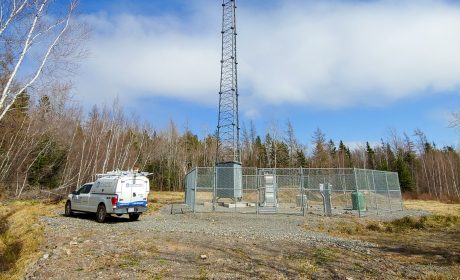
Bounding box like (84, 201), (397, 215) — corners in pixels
(24, 206), (458, 280)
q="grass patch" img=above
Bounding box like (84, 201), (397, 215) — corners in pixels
(297, 259), (318, 277)
(120, 254), (141, 268)
(149, 192), (184, 204)
(365, 215), (460, 233)
(313, 247), (337, 265)
(0, 200), (58, 280)
(286, 254), (318, 277)
(327, 214), (460, 236)
(198, 267), (208, 280)
(404, 200), (460, 216)
(145, 192), (184, 214)
(305, 210), (460, 278)
(232, 247), (249, 259)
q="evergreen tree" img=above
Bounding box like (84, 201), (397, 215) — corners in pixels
(9, 92), (30, 119)
(28, 136), (67, 189)
(338, 140), (352, 167)
(366, 142), (375, 169)
(275, 142), (290, 168)
(295, 149), (308, 167)
(386, 143), (396, 170)
(395, 158), (414, 192)
(255, 136), (267, 167)
(327, 139), (337, 167)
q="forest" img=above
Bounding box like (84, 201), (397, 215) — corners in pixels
(0, 90), (459, 201)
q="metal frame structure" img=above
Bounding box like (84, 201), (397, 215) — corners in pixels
(216, 0), (240, 164)
(185, 167), (404, 217)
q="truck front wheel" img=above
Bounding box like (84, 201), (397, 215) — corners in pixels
(96, 204), (107, 223)
(64, 201), (73, 217)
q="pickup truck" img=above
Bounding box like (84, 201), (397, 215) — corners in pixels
(64, 171), (150, 222)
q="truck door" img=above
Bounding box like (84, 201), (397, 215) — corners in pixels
(127, 183), (145, 202)
(78, 184), (93, 211)
(72, 185), (86, 211)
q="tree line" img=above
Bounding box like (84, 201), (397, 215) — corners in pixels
(0, 91), (458, 201)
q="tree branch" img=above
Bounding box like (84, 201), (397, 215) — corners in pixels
(0, 0), (76, 121)
(0, 0), (47, 111)
(0, 0), (28, 37)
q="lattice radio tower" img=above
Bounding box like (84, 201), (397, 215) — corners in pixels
(216, 0), (240, 164)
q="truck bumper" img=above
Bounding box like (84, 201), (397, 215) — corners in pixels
(110, 206), (147, 214)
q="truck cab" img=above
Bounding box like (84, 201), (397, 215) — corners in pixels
(70, 183), (94, 212)
(65, 170), (151, 222)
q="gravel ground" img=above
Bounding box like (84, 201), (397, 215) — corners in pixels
(24, 205), (450, 280)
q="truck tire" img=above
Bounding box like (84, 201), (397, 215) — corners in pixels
(129, 213), (140, 221)
(64, 201), (73, 217)
(96, 204), (107, 223)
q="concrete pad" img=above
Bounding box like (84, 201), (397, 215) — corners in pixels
(223, 202), (250, 208)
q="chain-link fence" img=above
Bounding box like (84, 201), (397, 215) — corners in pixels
(184, 167), (403, 217)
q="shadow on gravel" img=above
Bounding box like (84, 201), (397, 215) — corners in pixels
(374, 228), (460, 266)
(61, 213), (139, 224)
(378, 243), (460, 265)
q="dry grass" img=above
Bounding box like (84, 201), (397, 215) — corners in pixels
(307, 200), (460, 279)
(145, 191), (184, 213)
(403, 192), (460, 204)
(302, 199), (460, 277)
(404, 199), (460, 216)
(0, 200), (59, 280)
(149, 191), (184, 204)
(365, 215), (460, 233)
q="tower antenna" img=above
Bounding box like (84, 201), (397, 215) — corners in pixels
(216, 0), (240, 164)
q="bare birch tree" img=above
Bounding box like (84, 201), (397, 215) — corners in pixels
(0, 0), (82, 122)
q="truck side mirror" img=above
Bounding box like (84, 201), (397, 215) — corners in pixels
(72, 191), (78, 195)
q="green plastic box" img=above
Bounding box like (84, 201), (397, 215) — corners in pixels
(351, 191), (366, 211)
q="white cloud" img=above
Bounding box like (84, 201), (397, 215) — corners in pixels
(74, 1), (460, 111)
(75, 12), (220, 106)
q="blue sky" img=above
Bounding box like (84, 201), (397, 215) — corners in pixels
(68, 0), (460, 148)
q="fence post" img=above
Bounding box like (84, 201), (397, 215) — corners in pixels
(364, 169), (371, 214)
(371, 170), (379, 216)
(300, 167), (305, 216)
(212, 165), (217, 211)
(395, 172), (403, 211)
(384, 172), (392, 211)
(193, 168), (197, 213)
(306, 171), (310, 213)
(184, 173), (187, 206)
(255, 168), (258, 214)
(353, 168), (361, 218)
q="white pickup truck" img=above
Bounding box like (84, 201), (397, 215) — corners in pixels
(64, 171), (150, 222)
